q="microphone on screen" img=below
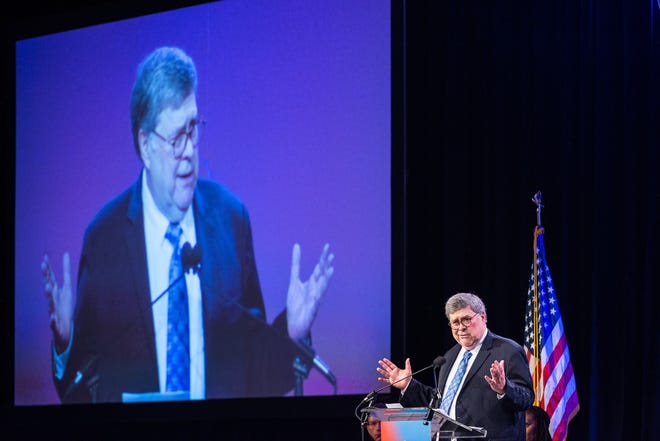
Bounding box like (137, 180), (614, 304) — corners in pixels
(181, 242), (202, 274)
(62, 242), (203, 402)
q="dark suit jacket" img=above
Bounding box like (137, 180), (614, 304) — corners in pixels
(401, 331), (534, 441)
(54, 173), (297, 403)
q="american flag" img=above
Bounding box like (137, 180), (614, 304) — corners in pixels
(524, 226), (579, 441)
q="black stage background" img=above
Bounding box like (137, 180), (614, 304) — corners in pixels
(2, 1), (658, 440)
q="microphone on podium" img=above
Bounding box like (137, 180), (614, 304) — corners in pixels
(423, 354), (446, 425)
(356, 356), (446, 426)
(359, 355), (446, 405)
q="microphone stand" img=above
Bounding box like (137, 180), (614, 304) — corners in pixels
(424, 363), (443, 425)
(359, 394), (375, 427)
(354, 357), (445, 424)
(292, 355), (311, 396)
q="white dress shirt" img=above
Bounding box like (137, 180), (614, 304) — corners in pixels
(441, 328), (487, 418)
(142, 171), (205, 400)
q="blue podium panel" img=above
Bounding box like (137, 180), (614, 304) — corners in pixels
(382, 420), (431, 441)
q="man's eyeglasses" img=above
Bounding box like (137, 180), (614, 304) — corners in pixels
(152, 118), (205, 159)
(448, 311), (481, 329)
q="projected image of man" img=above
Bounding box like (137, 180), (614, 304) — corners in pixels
(41, 46), (335, 403)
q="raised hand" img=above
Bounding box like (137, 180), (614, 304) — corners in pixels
(42, 253), (74, 353)
(377, 357), (412, 390)
(286, 243), (334, 341)
(484, 359), (506, 394)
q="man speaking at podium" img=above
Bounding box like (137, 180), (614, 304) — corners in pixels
(41, 46), (335, 403)
(377, 293), (533, 440)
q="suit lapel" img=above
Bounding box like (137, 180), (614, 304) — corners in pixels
(192, 183), (219, 312)
(441, 331), (494, 393)
(123, 173), (156, 358)
(439, 346), (461, 390)
(463, 330), (494, 385)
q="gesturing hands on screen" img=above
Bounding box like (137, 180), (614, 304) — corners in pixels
(286, 243), (335, 341)
(41, 253), (73, 354)
(41, 243), (334, 352)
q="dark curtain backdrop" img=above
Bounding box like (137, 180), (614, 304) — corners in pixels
(2, 1), (658, 440)
(403, 1), (659, 441)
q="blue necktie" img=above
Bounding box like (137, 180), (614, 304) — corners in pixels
(440, 351), (472, 414)
(164, 223), (190, 392)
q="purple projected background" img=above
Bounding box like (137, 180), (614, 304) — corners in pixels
(14, 0), (391, 405)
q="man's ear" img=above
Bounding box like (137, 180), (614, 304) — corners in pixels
(138, 129), (151, 169)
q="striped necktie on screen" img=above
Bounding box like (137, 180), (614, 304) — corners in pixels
(164, 223), (190, 392)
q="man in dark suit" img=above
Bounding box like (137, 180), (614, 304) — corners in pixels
(41, 46), (334, 403)
(376, 293), (533, 441)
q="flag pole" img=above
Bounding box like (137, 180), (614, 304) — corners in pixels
(531, 191), (543, 406)
(525, 191), (579, 440)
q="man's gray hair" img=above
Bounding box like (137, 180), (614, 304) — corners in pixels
(445, 292), (486, 319)
(129, 46), (198, 157)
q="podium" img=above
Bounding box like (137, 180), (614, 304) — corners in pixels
(363, 406), (487, 440)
